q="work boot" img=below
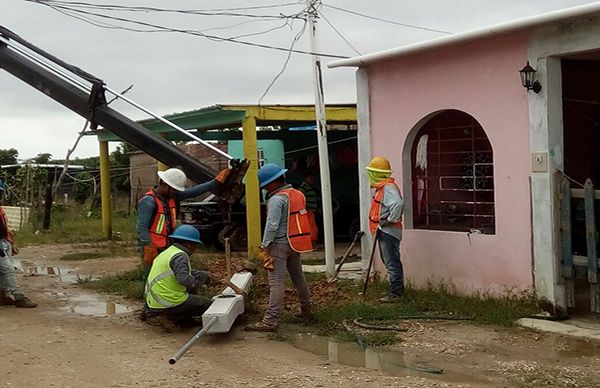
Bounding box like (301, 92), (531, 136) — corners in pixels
(379, 294), (402, 303)
(295, 307), (315, 323)
(146, 314), (180, 333)
(0, 295), (15, 306)
(14, 296), (38, 308)
(245, 321), (277, 332)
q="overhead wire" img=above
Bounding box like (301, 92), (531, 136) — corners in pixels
(317, 7), (361, 55)
(35, 0), (306, 18)
(322, 2), (453, 35)
(258, 18), (308, 105)
(23, 0), (349, 59)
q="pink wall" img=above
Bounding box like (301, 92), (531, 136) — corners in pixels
(368, 33), (533, 294)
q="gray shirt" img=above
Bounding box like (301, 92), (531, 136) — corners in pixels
(261, 184), (292, 247)
(378, 183), (404, 241)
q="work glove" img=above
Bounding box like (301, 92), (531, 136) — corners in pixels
(258, 247), (275, 272)
(214, 167), (231, 184)
(143, 245), (159, 267)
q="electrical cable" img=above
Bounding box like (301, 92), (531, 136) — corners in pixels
(317, 8), (361, 55)
(322, 2), (453, 35)
(22, 0), (349, 59)
(258, 19), (308, 105)
(37, 0), (306, 19)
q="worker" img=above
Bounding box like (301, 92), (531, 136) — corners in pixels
(298, 173), (319, 243)
(0, 179), (37, 308)
(246, 164), (313, 332)
(137, 166), (230, 280)
(367, 156), (405, 302)
(143, 224), (212, 331)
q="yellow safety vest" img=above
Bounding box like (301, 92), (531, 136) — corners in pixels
(145, 245), (190, 309)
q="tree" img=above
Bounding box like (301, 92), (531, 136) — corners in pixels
(0, 148), (18, 165)
(33, 153), (52, 164)
(110, 142), (135, 193)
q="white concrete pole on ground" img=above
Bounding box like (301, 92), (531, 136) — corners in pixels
(307, 0), (335, 277)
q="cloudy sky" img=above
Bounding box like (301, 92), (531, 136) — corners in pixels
(0, 0), (596, 161)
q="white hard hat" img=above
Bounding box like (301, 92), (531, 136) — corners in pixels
(157, 168), (186, 191)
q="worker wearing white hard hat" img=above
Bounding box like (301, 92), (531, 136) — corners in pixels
(136, 166), (231, 280)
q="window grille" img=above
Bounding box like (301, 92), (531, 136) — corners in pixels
(411, 110), (495, 233)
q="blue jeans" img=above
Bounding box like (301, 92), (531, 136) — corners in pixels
(377, 231), (404, 296)
(0, 238), (25, 298)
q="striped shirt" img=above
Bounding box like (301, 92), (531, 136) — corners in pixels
(299, 182), (319, 212)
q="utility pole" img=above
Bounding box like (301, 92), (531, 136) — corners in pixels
(307, 0), (335, 277)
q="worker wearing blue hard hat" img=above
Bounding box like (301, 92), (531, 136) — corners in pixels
(0, 179), (37, 308)
(142, 224), (212, 331)
(246, 164), (313, 332)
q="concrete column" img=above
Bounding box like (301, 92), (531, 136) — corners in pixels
(529, 57), (566, 310)
(356, 68), (374, 272)
(99, 140), (112, 239)
(242, 116), (261, 259)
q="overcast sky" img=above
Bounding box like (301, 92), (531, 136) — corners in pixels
(0, 0), (596, 160)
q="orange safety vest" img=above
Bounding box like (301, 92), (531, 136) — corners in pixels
(276, 188), (313, 253)
(0, 207), (13, 243)
(143, 190), (177, 249)
(369, 179), (403, 235)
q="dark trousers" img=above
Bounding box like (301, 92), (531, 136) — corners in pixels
(146, 294), (212, 326)
(377, 231), (404, 296)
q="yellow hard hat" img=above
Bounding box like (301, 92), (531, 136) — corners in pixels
(366, 156), (392, 173)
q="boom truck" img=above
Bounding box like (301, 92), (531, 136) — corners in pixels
(0, 25), (259, 363)
(0, 25), (249, 233)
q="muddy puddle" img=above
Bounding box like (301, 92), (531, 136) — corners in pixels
(56, 294), (131, 317)
(12, 258), (81, 284)
(283, 331), (493, 385)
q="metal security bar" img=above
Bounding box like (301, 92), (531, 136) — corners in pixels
(412, 111), (495, 233)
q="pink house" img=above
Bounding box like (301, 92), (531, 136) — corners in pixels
(329, 2), (600, 315)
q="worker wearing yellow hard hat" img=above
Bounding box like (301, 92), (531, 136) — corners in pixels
(366, 156), (405, 302)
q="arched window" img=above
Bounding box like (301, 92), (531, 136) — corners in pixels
(411, 110), (495, 234)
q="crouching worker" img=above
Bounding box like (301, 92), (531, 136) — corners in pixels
(143, 224), (212, 331)
(246, 164), (313, 332)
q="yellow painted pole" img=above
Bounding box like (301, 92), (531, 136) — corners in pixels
(99, 140), (112, 239)
(157, 133), (169, 171)
(242, 116), (261, 259)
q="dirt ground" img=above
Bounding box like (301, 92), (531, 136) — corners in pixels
(1, 243), (600, 388)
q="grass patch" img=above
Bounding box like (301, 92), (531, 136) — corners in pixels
(82, 266), (144, 300)
(15, 203), (137, 245)
(302, 255), (361, 266)
(285, 279), (540, 348)
(60, 251), (110, 261)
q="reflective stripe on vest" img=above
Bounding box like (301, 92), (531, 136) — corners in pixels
(369, 180), (403, 235)
(143, 190), (177, 249)
(145, 245), (190, 309)
(277, 188), (313, 253)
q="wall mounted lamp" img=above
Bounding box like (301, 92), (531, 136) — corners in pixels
(519, 61), (542, 94)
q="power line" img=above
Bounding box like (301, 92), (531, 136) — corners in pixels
(36, 0), (307, 17)
(23, 0), (349, 59)
(322, 3), (453, 35)
(258, 19), (308, 105)
(317, 8), (361, 55)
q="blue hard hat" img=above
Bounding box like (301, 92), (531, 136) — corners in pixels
(168, 224), (203, 244)
(258, 164), (287, 188)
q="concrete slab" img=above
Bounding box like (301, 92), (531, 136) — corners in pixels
(302, 262), (363, 281)
(516, 318), (600, 341)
